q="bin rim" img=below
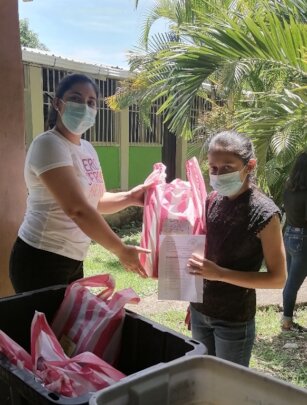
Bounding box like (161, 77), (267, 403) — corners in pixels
(89, 354), (307, 404)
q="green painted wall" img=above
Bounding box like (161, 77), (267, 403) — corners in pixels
(129, 146), (162, 187)
(95, 145), (162, 190)
(95, 146), (120, 190)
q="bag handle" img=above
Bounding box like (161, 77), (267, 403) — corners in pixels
(144, 162), (167, 186)
(31, 311), (67, 366)
(108, 288), (140, 311)
(45, 352), (125, 380)
(186, 157), (207, 203)
(186, 157), (207, 232)
(67, 274), (115, 300)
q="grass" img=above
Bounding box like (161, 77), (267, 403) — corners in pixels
(252, 307), (307, 387)
(146, 310), (190, 336)
(84, 229), (307, 389)
(85, 233), (157, 298)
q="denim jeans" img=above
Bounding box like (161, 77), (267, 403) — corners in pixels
(190, 305), (255, 367)
(283, 226), (307, 319)
(9, 237), (84, 293)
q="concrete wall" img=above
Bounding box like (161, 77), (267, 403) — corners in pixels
(0, 0), (27, 297)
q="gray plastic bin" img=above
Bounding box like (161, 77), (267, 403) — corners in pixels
(90, 355), (307, 405)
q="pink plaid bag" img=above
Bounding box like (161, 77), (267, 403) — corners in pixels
(51, 274), (140, 365)
(140, 157), (207, 278)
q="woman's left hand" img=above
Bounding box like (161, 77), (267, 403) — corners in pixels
(128, 182), (155, 207)
(188, 253), (222, 281)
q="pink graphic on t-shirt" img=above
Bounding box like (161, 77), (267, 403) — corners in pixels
(82, 158), (105, 198)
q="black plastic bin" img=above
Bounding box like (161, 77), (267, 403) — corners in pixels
(0, 285), (206, 405)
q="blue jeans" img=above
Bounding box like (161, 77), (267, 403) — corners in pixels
(283, 226), (307, 319)
(190, 305), (255, 367)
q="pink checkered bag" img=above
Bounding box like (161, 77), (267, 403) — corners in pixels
(51, 274), (140, 365)
(140, 157), (207, 277)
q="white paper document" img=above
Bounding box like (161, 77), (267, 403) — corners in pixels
(158, 234), (206, 302)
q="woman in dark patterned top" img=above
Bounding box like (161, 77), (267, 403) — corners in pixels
(282, 152), (307, 332)
(188, 131), (286, 367)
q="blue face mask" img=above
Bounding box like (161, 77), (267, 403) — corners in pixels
(209, 169), (246, 197)
(60, 101), (97, 136)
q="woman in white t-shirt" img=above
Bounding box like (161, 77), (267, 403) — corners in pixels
(10, 73), (150, 293)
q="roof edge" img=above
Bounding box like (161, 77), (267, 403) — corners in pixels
(21, 47), (132, 79)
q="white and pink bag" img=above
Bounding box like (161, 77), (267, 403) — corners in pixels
(0, 330), (32, 371)
(0, 311), (126, 398)
(32, 312), (125, 397)
(51, 274), (140, 365)
(140, 157), (207, 278)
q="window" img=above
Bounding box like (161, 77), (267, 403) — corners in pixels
(85, 78), (118, 144)
(129, 99), (164, 145)
(129, 96), (212, 145)
(43, 67), (69, 131)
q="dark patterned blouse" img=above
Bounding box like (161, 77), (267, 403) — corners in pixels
(191, 187), (281, 322)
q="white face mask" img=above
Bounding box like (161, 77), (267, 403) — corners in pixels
(210, 168), (246, 197)
(59, 101), (97, 136)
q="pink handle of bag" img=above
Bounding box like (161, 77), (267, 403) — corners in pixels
(46, 352), (125, 380)
(144, 162), (167, 186)
(186, 157), (207, 233)
(143, 162), (166, 208)
(108, 287), (140, 311)
(31, 311), (67, 367)
(186, 157), (207, 201)
(67, 274), (115, 300)
(140, 163), (167, 276)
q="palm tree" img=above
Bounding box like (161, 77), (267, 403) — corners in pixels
(110, 0), (307, 203)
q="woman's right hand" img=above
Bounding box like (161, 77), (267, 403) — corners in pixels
(117, 245), (150, 278)
(38, 166), (151, 276)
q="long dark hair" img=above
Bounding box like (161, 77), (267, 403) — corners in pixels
(47, 73), (99, 129)
(286, 152), (307, 191)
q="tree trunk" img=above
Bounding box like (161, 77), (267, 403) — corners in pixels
(162, 126), (177, 183)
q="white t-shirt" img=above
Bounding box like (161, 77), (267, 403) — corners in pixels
(19, 129), (106, 260)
